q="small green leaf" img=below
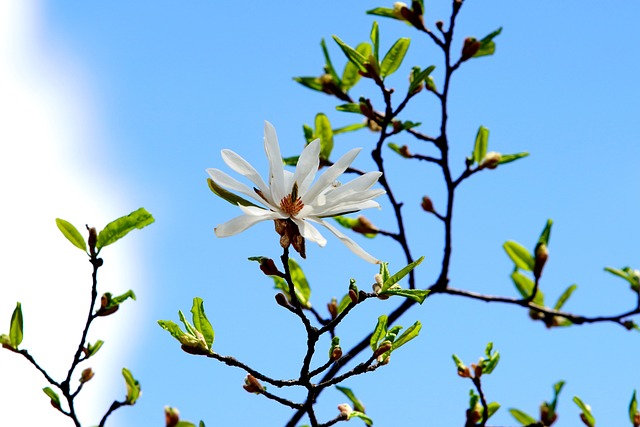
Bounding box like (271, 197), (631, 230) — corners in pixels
(110, 290), (136, 306)
(336, 386), (366, 413)
(333, 123), (367, 134)
(538, 219), (553, 246)
(366, 7), (399, 20)
(293, 76), (323, 92)
(333, 35), (367, 72)
(509, 408), (537, 425)
(288, 258), (311, 308)
(408, 65), (436, 94)
(554, 284), (577, 310)
(382, 256), (425, 290)
(473, 126), (489, 164)
(604, 266), (640, 291)
(380, 38), (410, 78)
(96, 208), (154, 250)
(498, 152), (529, 165)
(342, 43), (371, 91)
(387, 143), (409, 158)
(87, 340), (104, 357)
(333, 216), (377, 238)
(337, 294), (352, 313)
(511, 271), (544, 306)
(379, 288), (429, 304)
(282, 156), (300, 166)
(320, 38), (340, 85)
(303, 124), (315, 143)
(55, 219), (87, 252)
(503, 241), (535, 271)
(551, 381), (565, 412)
(175, 422), (196, 427)
(370, 315), (388, 351)
(629, 390), (638, 424)
(486, 402), (501, 420)
(9, 302), (23, 349)
(207, 178), (259, 208)
(392, 321), (421, 351)
(42, 387), (61, 408)
(370, 21), (380, 62)
(452, 354), (467, 372)
(474, 27), (503, 58)
(191, 297), (214, 350)
(158, 320), (188, 342)
(336, 103), (362, 114)
(573, 396), (595, 427)
(315, 113), (334, 160)
(122, 367), (141, 405)
(348, 411), (373, 426)
(179, 310), (198, 338)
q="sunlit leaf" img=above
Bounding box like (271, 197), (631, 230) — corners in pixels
(336, 386), (366, 413)
(379, 288), (429, 304)
(55, 218), (87, 252)
(342, 43), (372, 91)
(9, 302), (23, 348)
(392, 321), (421, 351)
(370, 21), (380, 62)
(509, 408), (537, 425)
(366, 7), (399, 20)
(191, 297), (214, 350)
(348, 411), (373, 426)
(370, 315), (388, 351)
(122, 367), (141, 405)
(96, 207), (154, 250)
(315, 113), (334, 160)
(629, 390), (638, 424)
(511, 271), (544, 306)
(333, 35), (367, 72)
(473, 126), (489, 164)
(207, 178), (259, 207)
(293, 76), (323, 92)
(498, 152), (529, 165)
(42, 387), (61, 408)
(538, 219), (553, 246)
(554, 284), (577, 310)
(573, 396), (595, 427)
(474, 27), (502, 58)
(320, 38), (340, 85)
(333, 123), (367, 134)
(503, 241), (535, 271)
(382, 256), (425, 290)
(380, 38), (410, 78)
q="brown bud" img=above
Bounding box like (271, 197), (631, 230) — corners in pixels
(633, 412), (640, 427)
(327, 298), (338, 319)
(373, 341), (393, 358)
(480, 151), (502, 169)
(338, 403), (353, 417)
(259, 258), (281, 276)
(457, 366), (471, 378)
(435, 20), (444, 31)
(351, 216), (378, 235)
(349, 288), (359, 304)
(87, 226), (97, 256)
(79, 368), (94, 384)
(275, 292), (290, 308)
(165, 406), (180, 427)
(421, 196), (434, 213)
(534, 243), (548, 279)
(243, 374), (264, 394)
(331, 346), (343, 361)
(461, 37), (481, 61)
(399, 145), (412, 158)
(473, 363), (483, 378)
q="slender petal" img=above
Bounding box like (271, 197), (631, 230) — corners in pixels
(264, 121), (286, 203)
(207, 168), (274, 208)
(215, 212), (279, 237)
(292, 217), (327, 247)
(238, 203), (285, 218)
(315, 199), (382, 218)
(308, 217), (381, 264)
(293, 139), (321, 195)
(221, 149), (272, 204)
(302, 148), (362, 204)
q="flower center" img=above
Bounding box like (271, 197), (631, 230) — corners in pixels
(279, 182), (304, 217)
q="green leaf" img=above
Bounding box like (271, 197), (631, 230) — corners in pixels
(110, 290), (136, 306)
(511, 271), (544, 306)
(55, 219), (87, 252)
(538, 219), (553, 246)
(379, 262), (391, 285)
(498, 152), (529, 165)
(207, 178), (259, 208)
(336, 386), (366, 413)
(293, 76), (323, 92)
(629, 390), (638, 424)
(348, 411), (373, 426)
(320, 38), (340, 85)
(337, 294), (352, 313)
(370, 21), (380, 63)
(366, 7), (399, 20)
(382, 256), (425, 290)
(199, 422), (206, 427)
(370, 315), (388, 351)
(551, 381), (565, 412)
(336, 103), (362, 114)
(604, 266), (640, 291)
(452, 354), (467, 372)
(315, 113), (334, 160)
(175, 422), (196, 427)
(387, 143), (409, 158)
(509, 408), (537, 425)
(333, 35), (367, 72)
(42, 387), (61, 408)
(473, 126), (489, 164)
(9, 302), (23, 348)
(288, 258), (311, 308)
(474, 27), (503, 58)
(333, 216), (377, 238)
(282, 156), (300, 166)
(408, 65), (436, 94)
(554, 284), (577, 310)
(96, 208), (154, 250)
(158, 320), (189, 343)
(333, 123), (367, 134)
(342, 43), (371, 91)
(392, 321), (421, 351)
(503, 241), (535, 271)
(380, 38), (410, 78)
(303, 124), (314, 143)
(191, 297), (214, 350)
(573, 396), (595, 427)
(0, 334), (11, 346)
(379, 288), (429, 304)
(87, 340), (104, 358)
(486, 402), (501, 420)
(122, 367), (141, 405)
(178, 310), (198, 338)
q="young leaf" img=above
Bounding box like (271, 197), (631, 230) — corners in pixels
(473, 126), (489, 164)
(392, 320), (421, 351)
(287, 258), (312, 308)
(42, 387), (61, 408)
(629, 390), (638, 424)
(320, 38), (340, 85)
(366, 7), (399, 20)
(370, 315), (388, 351)
(55, 219), (87, 252)
(348, 411), (373, 426)
(382, 256), (425, 290)
(96, 207), (154, 250)
(538, 219), (553, 246)
(498, 152), (529, 165)
(408, 65), (436, 94)
(207, 178), (259, 208)
(122, 367), (141, 405)
(486, 402), (501, 420)
(293, 76), (323, 92)
(511, 271), (544, 306)
(9, 302), (23, 349)
(191, 297), (214, 350)
(509, 408), (537, 425)
(342, 43), (372, 91)
(452, 354), (467, 373)
(303, 124), (315, 143)
(474, 27), (503, 58)
(333, 216), (377, 238)
(337, 294), (352, 313)
(503, 241), (535, 271)
(370, 21), (380, 62)
(333, 123), (367, 134)
(110, 290), (136, 306)
(554, 284), (577, 310)
(336, 386), (366, 413)
(380, 38), (410, 78)
(379, 288), (429, 304)
(157, 320), (188, 343)
(333, 35), (367, 72)
(87, 340), (104, 358)
(335, 103), (362, 114)
(604, 266), (640, 291)
(573, 396), (595, 427)
(315, 113), (334, 160)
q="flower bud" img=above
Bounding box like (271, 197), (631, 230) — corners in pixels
(393, 2), (409, 19)
(79, 367), (94, 384)
(457, 366), (471, 378)
(331, 346), (343, 361)
(421, 196), (434, 213)
(165, 406), (180, 427)
(338, 403), (353, 417)
(480, 151), (502, 169)
(461, 37), (481, 61)
(87, 226), (97, 256)
(275, 292), (290, 308)
(243, 374), (264, 394)
(259, 258), (281, 276)
(435, 20), (444, 31)
(373, 341), (393, 358)
(327, 298), (338, 319)
(349, 288), (359, 304)
(534, 242), (548, 279)
(352, 216), (378, 235)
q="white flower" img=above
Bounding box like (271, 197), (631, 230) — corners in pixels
(207, 121), (385, 264)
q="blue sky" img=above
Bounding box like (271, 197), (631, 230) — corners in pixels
(1, 1), (639, 426)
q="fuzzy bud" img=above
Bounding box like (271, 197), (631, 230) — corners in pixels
(373, 341), (393, 358)
(480, 151), (502, 169)
(461, 37), (481, 61)
(165, 406), (180, 427)
(352, 216), (378, 235)
(243, 374), (264, 394)
(87, 226), (97, 256)
(327, 298), (338, 319)
(349, 288), (359, 304)
(338, 403), (354, 417)
(331, 346), (343, 361)
(79, 368), (94, 384)
(534, 242), (549, 280)
(421, 196), (434, 213)
(275, 292), (290, 308)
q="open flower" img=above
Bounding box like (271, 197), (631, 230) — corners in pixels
(207, 121), (385, 263)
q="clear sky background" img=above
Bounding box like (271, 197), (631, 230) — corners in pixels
(1, 1), (639, 426)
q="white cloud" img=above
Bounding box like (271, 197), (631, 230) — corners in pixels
(0, 1), (141, 425)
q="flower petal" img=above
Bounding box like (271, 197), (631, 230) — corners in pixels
(207, 168), (275, 208)
(293, 139), (320, 196)
(221, 149), (272, 204)
(303, 148), (362, 204)
(325, 171), (383, 199)
(215, 213), (274, 237)
(292, 218), (327, 247)
(314, 199), (382, 218)
(264, 121), (286, 203)
(308, 217), (381, 264)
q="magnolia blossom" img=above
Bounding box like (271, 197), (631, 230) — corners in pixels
(207, 121), (385, 263)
